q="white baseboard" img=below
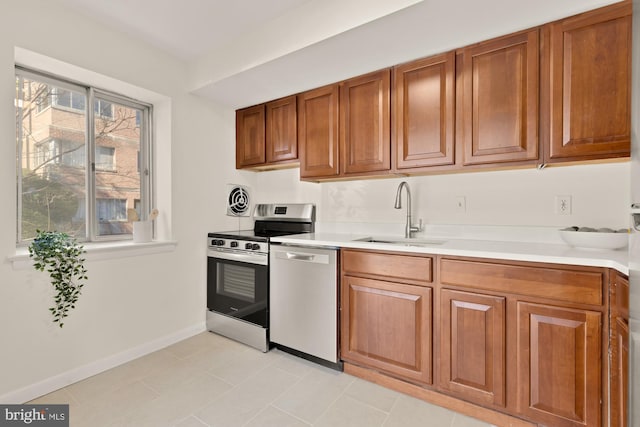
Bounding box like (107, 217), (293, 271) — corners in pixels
(0, 322), (206, 404)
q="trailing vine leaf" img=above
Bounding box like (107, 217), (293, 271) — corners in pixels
(28, 230), (88, 327)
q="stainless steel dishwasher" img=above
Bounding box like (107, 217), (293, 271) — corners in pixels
(269, 244), (341, 369)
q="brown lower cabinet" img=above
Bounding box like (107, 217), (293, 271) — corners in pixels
(439, 289), (506, 408)
(610, 272), (630, 427)
(516, 302), (602, 427)
(340, 250), (433, 384)
(340, 275), (432, 384)
(340, 250), (623, 427)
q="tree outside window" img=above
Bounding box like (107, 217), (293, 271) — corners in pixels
(15, 68), (151, 242)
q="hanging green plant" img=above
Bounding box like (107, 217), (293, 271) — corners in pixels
(28, 230), (88, 327)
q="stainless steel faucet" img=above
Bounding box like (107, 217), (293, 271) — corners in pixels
(394, 181), (421, 238)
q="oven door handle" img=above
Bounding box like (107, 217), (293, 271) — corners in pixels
(207, 250), (268, 266)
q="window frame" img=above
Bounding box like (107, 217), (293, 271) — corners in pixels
(15, 66), (154, 244)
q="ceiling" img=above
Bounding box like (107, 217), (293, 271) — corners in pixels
(51, 0), (621, 108)
(52, 0), (313, 61)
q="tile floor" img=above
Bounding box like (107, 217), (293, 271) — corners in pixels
(30, 332), (496, 427)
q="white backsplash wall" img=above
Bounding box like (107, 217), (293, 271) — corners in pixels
(248, 167), (322, 206)
(253, 162), (630, 229)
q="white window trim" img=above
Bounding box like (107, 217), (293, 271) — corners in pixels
(14, 47), (173, 249)
(9, 240), (178, 270)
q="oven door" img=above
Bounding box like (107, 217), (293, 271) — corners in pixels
(207, 250), (268, 328)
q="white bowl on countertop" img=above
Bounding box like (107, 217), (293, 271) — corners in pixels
(559, 229), (629, 250)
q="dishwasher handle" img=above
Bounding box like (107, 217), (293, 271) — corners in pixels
(273, 249), (331, 264)
(286, 252), (315, 261)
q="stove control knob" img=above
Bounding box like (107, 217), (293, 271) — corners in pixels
(252, 244), (261, 250)
(245, 243), (252, 250)
(216, 240), (225, 246)
(230, 241), (238, 248)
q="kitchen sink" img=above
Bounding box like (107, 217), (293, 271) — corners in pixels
(354, 237), (446, 247)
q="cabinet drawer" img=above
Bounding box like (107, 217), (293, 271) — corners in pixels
(440, 258), (603, 306)
(342, 250), (432, 284)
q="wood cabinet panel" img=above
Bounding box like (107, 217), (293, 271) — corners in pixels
(612, 272), (630, 320)
(266, 96), (297, 164)
(544, 2), (631, 162)
(440, 258), (603, 306)
(458, 30), (539, 165)
(394, 52), (455, 169)
(298, 84), (340, 178)
(342, 250), (432, 285)
(341, 275), (432, 384)
(613, 318), (629, 427)
(440, 289), (506, 407)
(236, 104), (265, 168)
(610, 272), (629, 427)
(516, 302), (601, 427)
(340, 69), (391, 174)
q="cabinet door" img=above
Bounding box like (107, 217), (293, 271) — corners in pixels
(266, 96), (297, 164)
(340, 69), (391, 174)
(516, 302), (601, 427)
(544, 2), (631, 162)
(298, 84), (340, 179)
(440, 289), (506, 407)
(612, 318), (629, 427)
(394, 52), (455, 169)
(236, 104), (265, 168)
(341, 275), (432, 384)
(458, 30), (539, 165)
(610, 273), (629, 427)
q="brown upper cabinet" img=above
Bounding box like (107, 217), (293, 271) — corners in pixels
(340, 69), (392, 176)
(457, 29), (540, 166)
(266, 95), (297, 164)
(394, 52), (456, 170)
(236, 104), (265, 168)
(237, 2), (631, 175)
(542, 1), (631, 163)
(298, 70), (391, 180)
(236, 96), (298, 170)
(298, 84), (340, 179)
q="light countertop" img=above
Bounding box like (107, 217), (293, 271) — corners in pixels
(271, 231), (629, 275)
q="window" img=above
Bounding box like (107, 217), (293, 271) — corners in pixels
(54, 88), (86, 111)
(34, 85), (51, 113)
(34, 140), (85, 168)
(15, 67), (152, 243)
(96, 146), (115, 171)
(94, 99), (113, 118)
(97, 198), (127, 221)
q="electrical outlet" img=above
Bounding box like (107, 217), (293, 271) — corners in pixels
(555, 195), (572, 215)
(455, 196), (466, 213)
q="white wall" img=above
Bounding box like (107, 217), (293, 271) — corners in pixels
(252, 163), (630, 230)
(0, 0), (245, 401)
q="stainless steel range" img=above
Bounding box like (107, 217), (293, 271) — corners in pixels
(206, 203), (315, 352)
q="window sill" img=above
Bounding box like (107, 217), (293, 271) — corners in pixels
(9, 240), (178, 270)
